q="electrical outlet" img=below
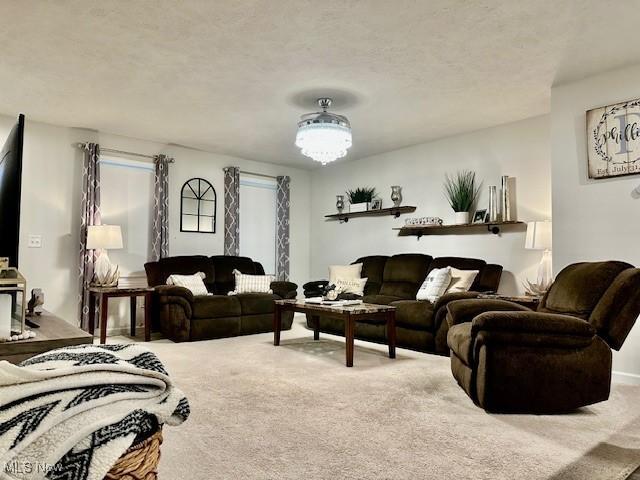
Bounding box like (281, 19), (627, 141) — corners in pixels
(28, 235), (42, 248)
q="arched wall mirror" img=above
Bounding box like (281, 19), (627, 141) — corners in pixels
(180, 178), (216, 233)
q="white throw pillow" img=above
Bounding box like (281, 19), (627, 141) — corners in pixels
(335, 277), (368, 296)
(166, 272), (209, 296)
(229, 269), (274, 295)
(329, 263), (363, 284)
(446, 267), (479, 294)
(416, 267), (452, 302)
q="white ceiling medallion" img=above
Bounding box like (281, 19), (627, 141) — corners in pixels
(295, 98), (352, 166)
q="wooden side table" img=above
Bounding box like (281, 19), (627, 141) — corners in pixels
(88, 286), (154, 344)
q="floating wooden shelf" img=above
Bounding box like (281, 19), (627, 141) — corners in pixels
(325, 206), (416, 223)
(394, 221), (526, 237)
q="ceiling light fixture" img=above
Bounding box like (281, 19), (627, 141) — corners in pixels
(295, 98), (352, 165)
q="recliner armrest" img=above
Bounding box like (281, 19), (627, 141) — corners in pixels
(446, 299), (531, 327)
(155, 285), (194, 318)
(155, 285), (194, 303)
(472, 311), (595, 337)
(470, 312), (596, 353)
(271, 281), (298, 299)
(433, 291), (484, 313)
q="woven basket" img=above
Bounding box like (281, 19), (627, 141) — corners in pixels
(105, 429), (163, 480)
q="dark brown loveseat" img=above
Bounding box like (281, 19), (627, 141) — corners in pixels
(446, 261), (640, 413)
(144, 255), (297, 342)
(306, 254), (503, 354)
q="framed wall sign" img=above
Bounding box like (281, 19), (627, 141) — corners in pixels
(587, 98), (640, 179)
(180, 178), (216, 233)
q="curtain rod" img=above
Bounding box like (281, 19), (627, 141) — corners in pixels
(77, 143), (175, 163)
(240, 170), (278, 180)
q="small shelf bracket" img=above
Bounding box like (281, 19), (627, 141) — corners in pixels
(488, 225), (500, 235)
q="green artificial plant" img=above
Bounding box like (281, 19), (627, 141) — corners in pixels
(346, 187), (377, 204)
(443, 171), (481, 212)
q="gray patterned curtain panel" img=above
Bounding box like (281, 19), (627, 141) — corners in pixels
(276, 175), (290, 281)
(223, 167), (240, 256)
(151, 154), (171, 261)
(79, 143), (101, 331)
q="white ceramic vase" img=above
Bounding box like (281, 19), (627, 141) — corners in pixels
(454, 211), (469, 225)
(0, 294), (12, 339)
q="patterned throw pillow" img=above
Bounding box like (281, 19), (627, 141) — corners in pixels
(335, 277), (368, 296)
(166, 272), (209, 296)
(329, 263), (363, 284)
(446, 267), (479, 294)
(229, 269), (274, 295)
(416, 267), (452, 302)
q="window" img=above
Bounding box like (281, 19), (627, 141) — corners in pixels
(100, 156), (154, 282)
(181, 178), (217, 233)
(239, 174), (276, 274)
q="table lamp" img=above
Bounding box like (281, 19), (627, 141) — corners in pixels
(524, 220), (552, 295)
(87, 225), (123, 286)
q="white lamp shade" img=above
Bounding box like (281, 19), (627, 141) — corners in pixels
(525, 221), (552, 250)
(86, 225), (123, 250)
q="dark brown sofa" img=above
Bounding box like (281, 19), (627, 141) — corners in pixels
(446, 261), (640, 413)
(306, 254), (503, 354)
(144, 255), (297, 342)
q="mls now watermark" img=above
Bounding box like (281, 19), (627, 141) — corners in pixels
(4, 460), (61, 475)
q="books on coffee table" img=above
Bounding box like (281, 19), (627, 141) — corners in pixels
(304, 298), (363, 306)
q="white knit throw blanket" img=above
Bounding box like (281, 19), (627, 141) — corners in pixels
(0, 344), (190, 480)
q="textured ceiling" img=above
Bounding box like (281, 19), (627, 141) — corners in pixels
(1, 1), (639, 168)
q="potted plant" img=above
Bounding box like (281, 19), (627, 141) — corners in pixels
(346, 187), (377, 213)
(444, 171), (481, 224)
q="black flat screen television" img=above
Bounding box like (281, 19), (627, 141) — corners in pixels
(0, 114), (24, 268)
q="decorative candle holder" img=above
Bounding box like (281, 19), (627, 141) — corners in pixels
(336, 195), (345, 213)
(391, 186), (403, 207)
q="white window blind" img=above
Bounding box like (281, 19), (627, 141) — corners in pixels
(239, 174), (276, 275)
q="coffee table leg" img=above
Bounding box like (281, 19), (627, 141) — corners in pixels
(313, 315), (320, 341)
(345, 313), (354, 367)
(273, 304), (282, 346)
(144, 293), (151, 342)
(130, 296), (137, 337)
(387, 310), (396, 359)
(100, 294), (108, 345)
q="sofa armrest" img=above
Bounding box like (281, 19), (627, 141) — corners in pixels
(433, 291), (484, 313)
(472, 311), (594, 337)
(155, 285), (194, 318)
(271, 281), (298, 299)
(155, 285), (194, 302)
(446, 299), (531, 327)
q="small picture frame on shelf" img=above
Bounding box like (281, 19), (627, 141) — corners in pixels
(370, 199), (383, 210)
(472, 209), (487, 224)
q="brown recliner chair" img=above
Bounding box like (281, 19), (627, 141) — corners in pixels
(446, 261), (640, 413)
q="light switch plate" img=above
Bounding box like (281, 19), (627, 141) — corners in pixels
(28, 235), (42, 248)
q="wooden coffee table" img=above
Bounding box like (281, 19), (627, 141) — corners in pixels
(273, 299), (396, 367)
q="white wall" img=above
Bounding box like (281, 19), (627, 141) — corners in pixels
(310, 115), (552, 295)
(0, 114), (311, 331)
(551, 64), (640, 382)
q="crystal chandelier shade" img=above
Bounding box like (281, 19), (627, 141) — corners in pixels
(295, 98), (352, 165)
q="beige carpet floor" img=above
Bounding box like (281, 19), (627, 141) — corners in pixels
(137, 317), (640, 480)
